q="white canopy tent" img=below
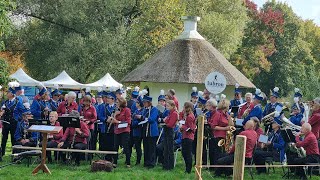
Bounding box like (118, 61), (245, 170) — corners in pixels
(9, 68), (40, 86)
(42, 71), (84, 89)
(85, 73), (123, 90)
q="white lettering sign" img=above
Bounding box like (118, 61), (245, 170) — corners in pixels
(204, 72), (226, 94)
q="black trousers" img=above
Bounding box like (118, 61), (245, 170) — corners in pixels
(114, 132), (131, 165)
(209, 137), (223, 169)
(215, 154), (251, 176)
(40, 140), (58, 162)
(133, 137), (142, 164)
(163, 126), (174, 170)
(253, 150), (277, 173)
(293, 154), (320, 177)
(182, 138), (193, 173)
(1, 120), (17, 156)
(14, 140), (37, 154)
(99, 132), (115, 162)
(156, 142), (164, 164)
(91, 124), (98, 151)
(143, 136), (157, 168)
(61, 141), (87, 164)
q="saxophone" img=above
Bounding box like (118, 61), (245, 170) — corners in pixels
(218, 115), (236, 152)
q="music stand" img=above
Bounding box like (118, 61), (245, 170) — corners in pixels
(280, 129), (296, 143)
(58, 116), (81, 131)
(280, 128), (296, 179)
(231, 106), (239, 115)
(27, 125), (62, 175)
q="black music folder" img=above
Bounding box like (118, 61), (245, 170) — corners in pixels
(58, 116), (80, 128)
(231, 106), (239, 114)
(28, 119), (50, 126)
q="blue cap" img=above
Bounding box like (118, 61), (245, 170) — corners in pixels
(143, 95), (152, 102)
(254, 94), (264, 101)
(191, 91), (198, 97)
(15, 86), (22, 91)
(8, 87), (16, 94)
(107, 92), (116, 99)
(294, 92), (302, 98)
(51, 89), (61, 96)
(136, 96), (144, 107)
(85, 92), (92, 97)
(198, 96), (207, 105)
(116, 88), (124, 94)
(234, 83), (241, 94)
(271, 87), (280, 98)
(132, 91), (139, 99)
(38, 87), (47, 96)
(158, 95), (166, 101)
(97, 91), (103, 98)
(271, 91), (279, 98)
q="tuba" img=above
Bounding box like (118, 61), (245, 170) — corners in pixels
(280, 115), (306, 157)
(262, 106), (288, 125)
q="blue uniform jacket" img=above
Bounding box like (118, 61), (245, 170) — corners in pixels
(14, 121), (39, 142)
(174, 126), (182, 147)
(30, 100), (52, 120)
(243, 104), (263, 125)
(2, 98), (26, 122)
(289, 113), (303, 126)
(132, 108), (144, 137)
(97, 103), (116, 133)
(269, 130), (285, 163)
(142, 106), (159, 137)
(230, 98), (243, 117)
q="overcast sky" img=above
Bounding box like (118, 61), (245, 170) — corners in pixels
(253, 0), (320, 25)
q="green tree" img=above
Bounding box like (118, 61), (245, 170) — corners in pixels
(8, 0), (249, 83)
(9, 0), (136, 82)
(0, 0), (15, 50)
(230, 0), (320, 98)
(185, 0), (248, 59)
(0, 58), (10, 86)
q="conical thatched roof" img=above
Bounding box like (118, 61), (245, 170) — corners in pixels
(122, 38), (255, 88)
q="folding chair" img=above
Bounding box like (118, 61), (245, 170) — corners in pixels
(174, 147), (181, 167)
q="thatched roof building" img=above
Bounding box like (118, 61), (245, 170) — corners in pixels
(122, 16), (255, 109)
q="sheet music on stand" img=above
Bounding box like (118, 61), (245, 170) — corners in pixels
(258, 134), (268, 144)
(231, 106), (239, 114)
(29, 125), (56, 131)
(280, 128), (296, 143)
(196, 108), (203, 116)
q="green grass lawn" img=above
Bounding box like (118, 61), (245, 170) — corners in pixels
(1, 136), (319, 179)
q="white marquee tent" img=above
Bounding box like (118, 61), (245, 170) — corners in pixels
(9, 68), (40, 86)
(42, 71), (84, 89)
(85, 73), (123, 90)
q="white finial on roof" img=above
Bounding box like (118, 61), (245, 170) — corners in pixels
(177, 16), (205, 40)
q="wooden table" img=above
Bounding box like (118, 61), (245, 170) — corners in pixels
(27, 125), (62, 175)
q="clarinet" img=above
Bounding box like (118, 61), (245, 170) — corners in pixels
(107, 109), (117, 133)
(70, 131), (77, 149)
(145, 108), (151, 137)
